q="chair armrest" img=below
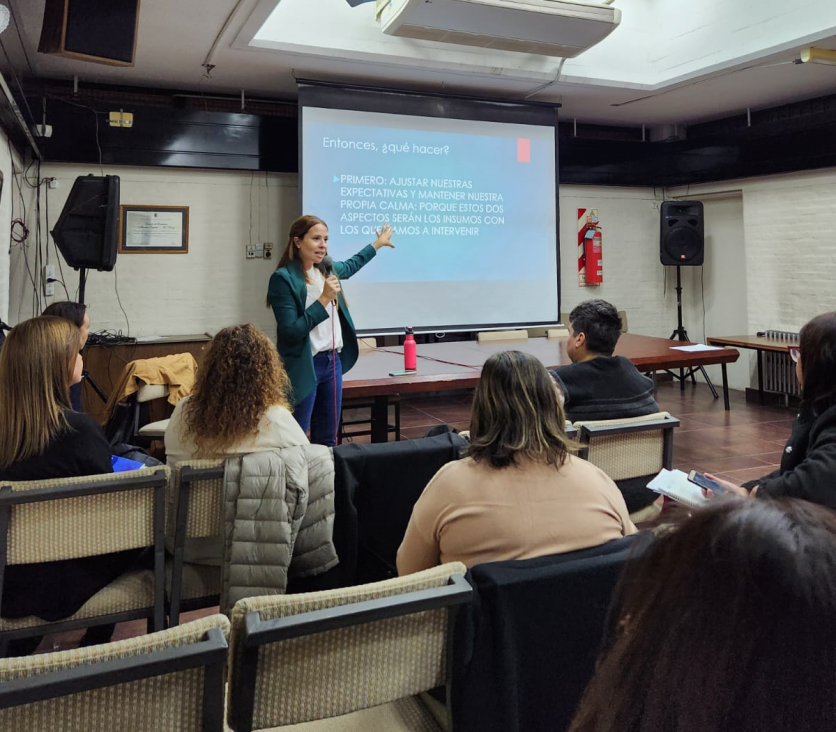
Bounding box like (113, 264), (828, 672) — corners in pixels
(0, 627), (227, 710)
(243, 574), (473, 647)
(579, 417), (679, 440)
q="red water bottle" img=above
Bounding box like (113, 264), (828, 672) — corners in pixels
(404, 327), (417, 371)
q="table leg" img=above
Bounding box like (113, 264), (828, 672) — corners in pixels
(370, 396), (390, 443)
(756, 350), (765, 406)
(722, 363), (730, 411)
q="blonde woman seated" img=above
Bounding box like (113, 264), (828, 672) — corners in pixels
(397, 351), (636, 575)
(0, 316), (138, 652)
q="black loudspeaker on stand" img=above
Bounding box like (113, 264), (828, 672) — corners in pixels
(660, 200), (704, 266)
(52, 174), (122, 405)
(660, 201), (718, 400)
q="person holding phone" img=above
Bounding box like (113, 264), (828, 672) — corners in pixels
(267, 215), (395, 447)
(703, 312), (836, 508)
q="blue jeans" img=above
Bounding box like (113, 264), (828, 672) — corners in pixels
(293, 350), (343, 447)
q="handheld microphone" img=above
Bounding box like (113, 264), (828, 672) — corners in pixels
(321, 256), (336, 304)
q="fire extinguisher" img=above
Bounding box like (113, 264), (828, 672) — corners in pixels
(584, 229), (603, 284)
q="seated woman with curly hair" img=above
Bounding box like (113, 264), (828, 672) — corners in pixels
(165, 324), (311, 565)
(165, 323), (307, 465)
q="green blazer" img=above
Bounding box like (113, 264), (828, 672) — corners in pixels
(267, 244), (377, 405)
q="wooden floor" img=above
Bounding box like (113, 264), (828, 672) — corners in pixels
(34, 381), (794, 654)
(391, 380), (793, 486)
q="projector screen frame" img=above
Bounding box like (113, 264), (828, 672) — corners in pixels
(297, 79), (561, 336)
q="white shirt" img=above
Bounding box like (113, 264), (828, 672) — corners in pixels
(305, 266), (343, 355)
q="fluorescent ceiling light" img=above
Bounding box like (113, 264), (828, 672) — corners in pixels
(799, 47), (836, 66)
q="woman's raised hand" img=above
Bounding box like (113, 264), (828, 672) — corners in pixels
(372, 224), (396, 250)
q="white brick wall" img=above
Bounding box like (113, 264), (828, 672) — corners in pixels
(8, 164), (299, 340)
(559, 185), (672, 337)
(670, 167), (836, 333)
(6, 163), (834, 395)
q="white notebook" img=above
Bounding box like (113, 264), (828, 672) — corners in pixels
(647, 469), (710, 509)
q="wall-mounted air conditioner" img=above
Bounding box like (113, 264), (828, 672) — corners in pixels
(376, 0), (622, 57)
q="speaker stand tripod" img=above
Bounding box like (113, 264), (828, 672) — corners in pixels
(667, 266), (719, 399)
(77, 267), (109, 405)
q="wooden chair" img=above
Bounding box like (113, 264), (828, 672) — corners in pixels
(0, 614), (229, 732)
(167, 462), (225, 627)
(340, 337), (401, 442)
(226, 563), (471, 732)
(476, 329), (529, 344)
(0, 468), (169, 655)
(572, 411), (679, 520)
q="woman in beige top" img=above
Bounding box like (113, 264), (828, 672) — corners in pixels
(397, 350), (636, 575)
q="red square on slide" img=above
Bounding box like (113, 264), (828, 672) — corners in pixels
(517, 138), (531, 163)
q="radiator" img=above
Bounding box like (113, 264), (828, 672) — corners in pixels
(763, 348), (801, 397)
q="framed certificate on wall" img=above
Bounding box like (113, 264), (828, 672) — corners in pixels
(119, 205), (189, 253)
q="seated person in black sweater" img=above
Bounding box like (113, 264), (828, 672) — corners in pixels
(550, 299), (659, 423)
(550, 300), (660, 514)
(0, 316), (142, 653)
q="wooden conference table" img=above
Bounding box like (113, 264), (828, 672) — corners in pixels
(344, 333), (740, 442)
(706, 334), (796, 406)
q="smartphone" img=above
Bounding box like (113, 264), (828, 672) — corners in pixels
(111, 455), (145, 473)
(688, 470), (729, 495)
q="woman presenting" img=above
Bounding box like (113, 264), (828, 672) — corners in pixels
(267, 215), (394, 446)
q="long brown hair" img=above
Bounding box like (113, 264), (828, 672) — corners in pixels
(276, 214), (327, 277)
(0, 316), (79, 467)
(569, 499), (836, 732)
(797, 311), (836, 408)
(183, 324), (292, 456)
(468, 350), (576, 469)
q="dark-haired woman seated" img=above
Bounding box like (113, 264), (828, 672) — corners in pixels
(397, 350), (636, 575)
(0, 316), (139, 652)
(705, 312), (836, 508)
(42, 301), (90, 412)
(569, 498), (836, 732)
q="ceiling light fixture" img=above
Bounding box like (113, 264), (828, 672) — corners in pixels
(0, 5), (10, 34)
(799, 47), (836, 66)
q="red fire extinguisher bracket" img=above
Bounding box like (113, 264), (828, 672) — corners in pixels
(584, 230), (603, 284)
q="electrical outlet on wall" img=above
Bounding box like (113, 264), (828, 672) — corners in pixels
(246, 244), (256, 259)
(263, 242), (273, 260)
(43, 265), (55, 297)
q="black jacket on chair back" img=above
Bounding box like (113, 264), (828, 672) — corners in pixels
(451, 532), (654, 732)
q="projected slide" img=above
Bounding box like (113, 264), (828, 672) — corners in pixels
(302, 106), (558, 333)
